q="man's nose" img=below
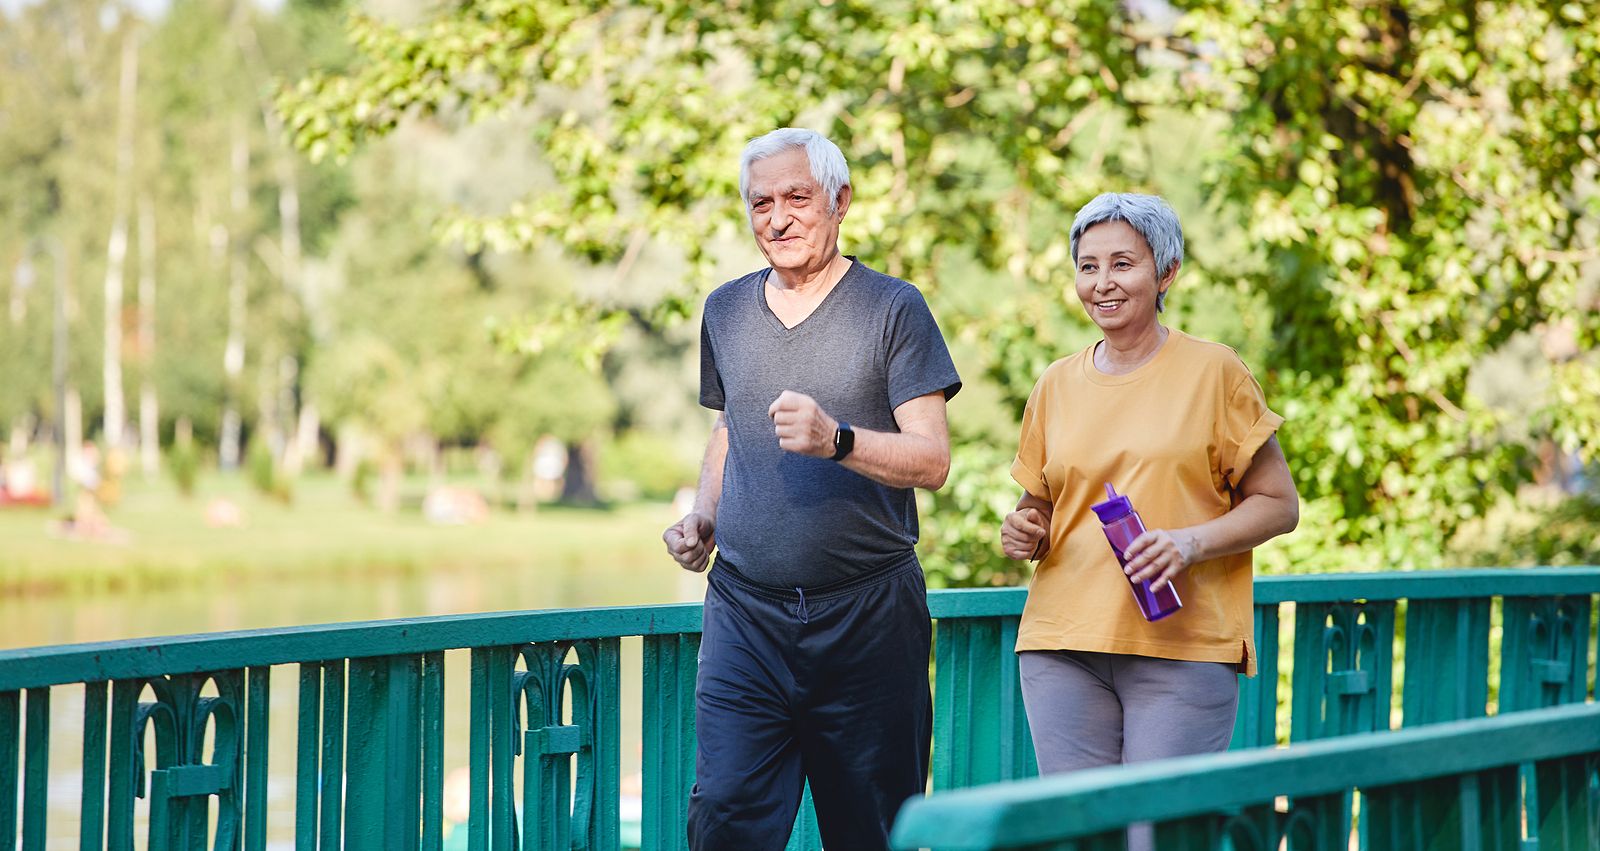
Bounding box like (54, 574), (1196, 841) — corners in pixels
(769, 200), (795, 231)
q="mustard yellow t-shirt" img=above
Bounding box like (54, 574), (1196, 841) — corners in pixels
(1010, 328), (1283, 676)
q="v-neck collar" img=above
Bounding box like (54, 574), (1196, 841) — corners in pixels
(757, 257), (858, 334)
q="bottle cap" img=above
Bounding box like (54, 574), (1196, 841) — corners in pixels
(1090, 482), (1133, 523)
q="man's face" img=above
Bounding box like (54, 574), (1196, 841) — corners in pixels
(746, 148), (849, 276)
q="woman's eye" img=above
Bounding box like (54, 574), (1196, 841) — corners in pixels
(1079, 264), (1096, 273)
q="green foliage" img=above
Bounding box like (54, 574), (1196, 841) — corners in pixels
(918, 440), (1026, 588)
(1173, 0), (1600, 568)
(598, 431), (698, 501)
(246, 433), (292, 503)
(278, 0), (1600, 581)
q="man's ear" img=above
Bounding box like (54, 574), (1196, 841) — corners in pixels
(834, 183), (852, 220)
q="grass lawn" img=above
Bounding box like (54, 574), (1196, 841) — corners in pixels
(0, 471), (679, 596)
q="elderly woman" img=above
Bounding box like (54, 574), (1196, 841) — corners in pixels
(1000, 193), (1299, 787)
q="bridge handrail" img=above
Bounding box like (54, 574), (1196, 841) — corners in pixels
(890, 701), (1600, 850)
(3, 568), (1596, 690)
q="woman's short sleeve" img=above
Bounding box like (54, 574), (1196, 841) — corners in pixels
(1219, 366), (1284, 489)
(1010, 374), (1052, 501)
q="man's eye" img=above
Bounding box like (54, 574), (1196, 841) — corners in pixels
(1079, 264), (1096, 273)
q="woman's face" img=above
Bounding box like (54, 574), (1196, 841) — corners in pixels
(1073, 220), (1176, 335)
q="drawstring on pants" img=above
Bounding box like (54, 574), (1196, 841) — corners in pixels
(794, 587), (810, 624)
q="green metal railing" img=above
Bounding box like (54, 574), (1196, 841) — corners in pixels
(934, 568), (1600, 791)
(891, 702), (1600, 850)
(1, 568), (1596, 850)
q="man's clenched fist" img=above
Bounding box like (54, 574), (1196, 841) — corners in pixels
(768, 390), (838, 458)
(663, 510), (716, 573)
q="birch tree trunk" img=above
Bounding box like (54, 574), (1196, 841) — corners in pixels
(101, 34), (138, 450)
(137, 194), (159, 476)
(219, 118), (248, 471)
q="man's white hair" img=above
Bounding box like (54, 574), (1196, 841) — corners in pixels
(739, 128), (851, 217)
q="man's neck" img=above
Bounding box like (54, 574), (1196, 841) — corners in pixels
(769, 250), (845, 296)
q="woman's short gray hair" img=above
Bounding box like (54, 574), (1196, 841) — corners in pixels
(1069, 193), (1185, 311)
(739, 128), (851, 216)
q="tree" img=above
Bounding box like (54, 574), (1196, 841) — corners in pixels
(276, 0), (1595, 577)
(1171, 0), (1600, 568)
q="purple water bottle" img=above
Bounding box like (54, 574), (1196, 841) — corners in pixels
(1090, 482), (1182, 621)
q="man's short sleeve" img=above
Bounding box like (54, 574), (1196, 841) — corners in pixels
(699, 313), (725, 411)
(1010, 374), (1051, 502)
(1218, 365), (1283, 489)
(884, 286), (961, 410)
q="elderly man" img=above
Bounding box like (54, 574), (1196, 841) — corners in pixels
(662, 127), (961, 851)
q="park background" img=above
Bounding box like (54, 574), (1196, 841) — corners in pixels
(2, 0), (1598, 846)
(0, 0), (1596, 630)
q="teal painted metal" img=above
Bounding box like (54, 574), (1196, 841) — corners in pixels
(1501, 595), (1594, 712)
(319, 660), (346, 851)
(79, 682), (107, 851)
(890, 702), (1600, 850)
(1230, 605), (1280, 749)
(293, 663), (320, 850)
(642, 633), (698, 851)
(1401, 598), (1490, 726)
(1, 568), (1597, 850)
(422, 651), (445, 851)
(1, 690), (17, 848)
(932, 615), (1035, 790)
(1290, 601), (1396, 742)
(783, 784), (820, 851)
(22, 688), (49, 851)
(245, 668), (269, 851)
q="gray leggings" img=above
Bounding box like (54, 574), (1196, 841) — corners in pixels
(1019, 650), (1239, 850)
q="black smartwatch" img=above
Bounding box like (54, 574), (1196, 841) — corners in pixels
(831, 421), (855, 461)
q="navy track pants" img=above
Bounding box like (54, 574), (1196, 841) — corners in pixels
(687, 556), (932, 851)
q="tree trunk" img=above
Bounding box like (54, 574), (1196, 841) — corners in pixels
(63, 388), (82, 495)
(286, 402), (319, 475)
(560, 439), (600, 506)
(219, 118), (249, 471)
(137, 194), (159, 476)
(101, 34), (138, 450)
(236, 16), (307, 476)
(378, 452), (403, 514)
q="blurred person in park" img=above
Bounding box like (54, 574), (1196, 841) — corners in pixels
(999, 193), (1299, 850)
(661, 128), (961, 851)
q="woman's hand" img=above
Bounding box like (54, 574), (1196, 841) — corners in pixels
(1001, 507), (1051, 560)
(1123, 528), (1199, 591)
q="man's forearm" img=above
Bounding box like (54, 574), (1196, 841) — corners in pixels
(839, 427), (949, 490)
(693, 414), (729, 518)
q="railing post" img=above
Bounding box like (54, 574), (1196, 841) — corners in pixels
(21, 687), (49, 851)
(1232, 604), (1280, 749)
(932, 616), (1034, 790)
(1290, 601), (1395, 741)
(1500, 596), (1593, 713)
(1, 690), (17, 850)
(1402, 599), (1490, 726)
(643, 633), (699, 851)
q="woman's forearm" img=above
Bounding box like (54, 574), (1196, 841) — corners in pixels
(1178, 491), (1298, 564)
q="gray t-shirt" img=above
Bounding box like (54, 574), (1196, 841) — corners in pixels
(700, 258), (962, 588)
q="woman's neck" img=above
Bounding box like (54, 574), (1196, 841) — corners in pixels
(1096, 324), (1169, 375)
